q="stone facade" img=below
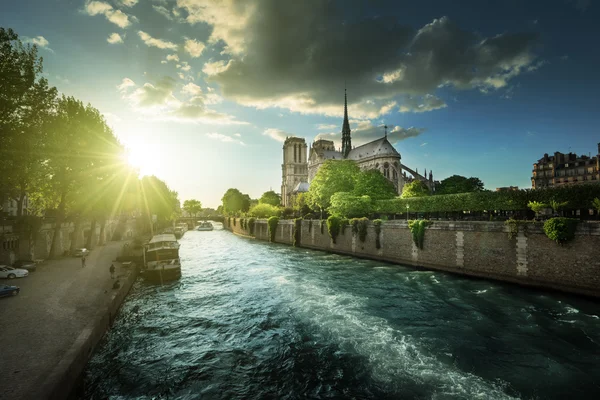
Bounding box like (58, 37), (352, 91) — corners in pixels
(532, 142), (600, 189)
(226, 218), (600, 298)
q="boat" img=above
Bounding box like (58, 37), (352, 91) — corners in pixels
(142, 234), (181, 282)
(196, 221), (214, 231)
(174, 223), (188, 238)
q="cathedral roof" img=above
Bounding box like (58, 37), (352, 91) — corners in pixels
(293, 182), (310, 193)
(346, 137), (400, 160)
(321, 150), (343, 160)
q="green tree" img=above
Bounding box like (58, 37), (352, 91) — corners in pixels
(249, 203), (281, 218)
(183, 199), (203, 218)
(293, 192), (312, 216)
(307, 160), (360, 215)
(259, 190), (281, 206)
(0, 28), (57, 216)
(221, 188), (251, 215)
(401, 180), (430, 198)
(329, 193), (373, 218)
(436, 175), (485, 195)
(549, 199), (568, 214)
(353, 169), (397, 200)
(592, 198), (600, 220)
(527, 201), (548, 217)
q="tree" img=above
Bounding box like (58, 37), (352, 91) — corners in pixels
(436, 175), (485, 195)
(0, 28), (57, 216)
(249, 203), (280, 218)
(183, 199), (202, 218)
(293, 192), (312, 216)
(593, 198), (600, 220)
(259, 190), (281, 206)
(329, 193), (373, 218)
(307, 160), (360, 215)
(527, 201), (548, 217)
(401, 180), (430, 198)
(549, 199), (568, 215)
(221, 188), (250, 215)
(353, 169), (397, 200)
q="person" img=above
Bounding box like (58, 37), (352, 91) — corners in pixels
(110, 264), (115, 279)
(81, 256), (86, 268)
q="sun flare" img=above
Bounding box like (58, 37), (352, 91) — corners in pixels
(124, 142), (160, 177)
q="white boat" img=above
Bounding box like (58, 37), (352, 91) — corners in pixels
(142, 234), (181, 282)
(196, 221), (214, 231)
(174, 223), (188, 238)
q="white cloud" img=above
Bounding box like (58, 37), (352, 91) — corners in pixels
(420, 142), (428, 147)
(317, 124), (337, 130)
(315, 121), (425, 147)
(202, 60), (230, 75)
(117, 77), (136, 92)
(107, 33), (124, 44)
(181, 82), (202, 96)
(166, 54), (179, 62)
(233, 133), (241, 137)
(84, 1), (132, 28)
(120, 0), (138, 7)
(23, 36), (53, 52)
(177, 61), (192, 71)
(138, 31), (178, 50)
(206, 132), (245, 146)
(399, 94), (447, 113)
(184, 38), (205, 58)
(153, 5), (173, 20)
(263, 128), (292, 143)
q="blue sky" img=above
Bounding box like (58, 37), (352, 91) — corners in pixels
(2, 0), (599, 207)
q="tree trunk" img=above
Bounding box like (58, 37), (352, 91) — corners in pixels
(48, 192), (67, 259)
(98, 218), (106, 246)
(86, 218), (97, 249)
(70, 218), (81, 254)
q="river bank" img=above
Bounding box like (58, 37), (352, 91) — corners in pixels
(226, 218), (600, 298)
(0, 240), (138, 400)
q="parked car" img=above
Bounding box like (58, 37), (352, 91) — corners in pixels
(12, 260), (37, 272)
(0, 266), (29, 279)
(0, 284), (20, 297)
(72, 248), (89, 257)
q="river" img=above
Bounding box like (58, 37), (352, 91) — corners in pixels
(83, 224), (600, 399)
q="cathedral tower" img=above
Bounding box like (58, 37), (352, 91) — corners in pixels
(281, 137), (308, 207)
(341, 89), (352, 158)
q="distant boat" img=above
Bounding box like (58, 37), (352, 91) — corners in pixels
(174, 223), (188, 238)
(142, 234), (181, 282)
(196, 221), (214, 231)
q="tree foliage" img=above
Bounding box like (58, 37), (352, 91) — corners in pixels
(329, 192), (373, 218)
(183, 199), (202, 218)
(401, 180), (430, 198)
(259, 190), (281, 206)
(221, 188), (251, 215)
(436, 175), (485, 195)
(249, 203), (281, 218)
(353, 169), (397, 200)
(307, 160), (360, 213)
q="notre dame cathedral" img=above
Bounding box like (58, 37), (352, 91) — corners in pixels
(281, 91), (434, 207)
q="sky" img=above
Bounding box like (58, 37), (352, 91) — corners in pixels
(2, 0), (599, 208)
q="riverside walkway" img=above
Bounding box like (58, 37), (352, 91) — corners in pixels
(0, 240), (135, 400)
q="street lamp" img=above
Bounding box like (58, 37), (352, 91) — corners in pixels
(406, 204), (409, 222)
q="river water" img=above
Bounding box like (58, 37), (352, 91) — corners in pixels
(83, 225), (600, 399)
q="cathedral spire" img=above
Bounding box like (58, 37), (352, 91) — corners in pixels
(341, 88), (352, 158)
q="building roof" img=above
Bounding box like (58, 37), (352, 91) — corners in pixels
(321, 150), (343, 160)
(347, 137), (400, 160)
(292, 182), (310, 193)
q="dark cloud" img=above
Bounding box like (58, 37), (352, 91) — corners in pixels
(180, 0), (540, 117)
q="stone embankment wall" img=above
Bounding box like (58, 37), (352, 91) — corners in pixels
(226, 218), (600, 298)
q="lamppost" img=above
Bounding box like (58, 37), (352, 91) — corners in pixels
(406, 204), (409, 222)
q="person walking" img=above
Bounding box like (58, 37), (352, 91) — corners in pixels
(110, 264), (115, 279)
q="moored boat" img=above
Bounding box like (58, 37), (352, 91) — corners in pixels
(196, 221), (214, 231)
(142, 234), (181, 282)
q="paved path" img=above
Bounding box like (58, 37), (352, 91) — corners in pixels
(0, 241), (130, 400)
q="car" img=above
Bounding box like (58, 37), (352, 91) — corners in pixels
(0, 266), (29, 279)
(12, 259), (37, 272)
(72, 248), (89, 257)
(0, 284), (20, 297)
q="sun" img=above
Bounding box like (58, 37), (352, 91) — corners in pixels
(123, 142), (160, 177)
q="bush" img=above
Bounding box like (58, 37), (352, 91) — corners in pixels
(327, 216), (342, 244)
(249, 203), (281, 219)
(329, 192), (373, 218)
(543, 217), (579, 244)
(504, 219), (538, 240)
(248, 217), (256, 235)
(408, 220), (432, 250)
(267, 216), (279, 242)
(351, 217), (369, 242)
(373, 219), (382, 249)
